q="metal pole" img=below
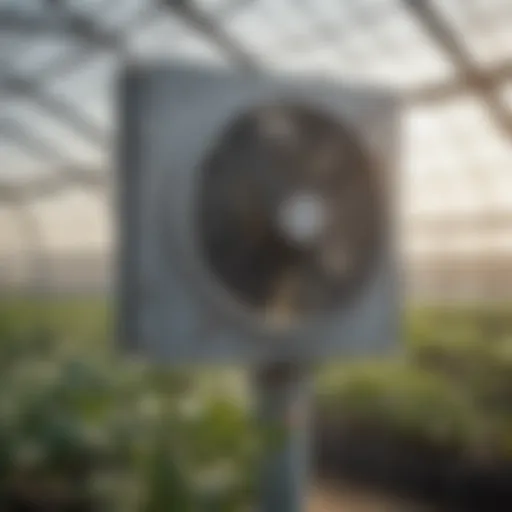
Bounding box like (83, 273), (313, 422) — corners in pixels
(255, 362), (312, 512)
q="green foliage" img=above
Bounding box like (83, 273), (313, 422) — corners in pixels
(408, 306), (512, 422)
(0, 300), (258, 511)
(320, 362), (478, 448)
(1, 298), (512, 509)
(0, 297), (110, 351)
(320, 305), (512, 459)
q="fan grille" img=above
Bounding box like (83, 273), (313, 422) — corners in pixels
(196, 104), (384, 328)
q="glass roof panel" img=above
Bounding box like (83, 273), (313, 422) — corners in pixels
(215, 0), (456, 87)
(0, 140), (53, 181)
(44, 51), (116, 129)
(128, 14), (229, 63)
(6, 38), (85, 77)
(1, 98), (105, 169)
(404, 93), (512, 218)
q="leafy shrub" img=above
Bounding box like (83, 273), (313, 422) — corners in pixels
(319, 362), (478, 449)
(0, 303), (258, 511)
(2, 299), (512, 509)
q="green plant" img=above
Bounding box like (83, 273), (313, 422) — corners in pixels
(0, 302), (259, 511)
(2, 298), (512, 509)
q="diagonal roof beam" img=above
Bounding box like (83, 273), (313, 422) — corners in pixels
(0, 0), (258, 164)
(0, 7), (107, 42)
(0, 120), (106, 203)
(0, 3), (116, 148)
(403, 0), (512, 137)
(411, 60), (512, 105)
(17, 6), (160, 87)
(0, 165), (107, 204)
(162, 0), (259, 71)
(407, 211), (512, 234)
(0, 5), (159, 162)
(2, 76), (107, 147)
(213, 0), (257, 19)
(0, 117), (68, 164)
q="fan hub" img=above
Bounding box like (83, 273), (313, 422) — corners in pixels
(277, 191), (327, 247)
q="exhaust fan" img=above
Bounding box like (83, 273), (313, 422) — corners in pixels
(197, 104), (383, 328)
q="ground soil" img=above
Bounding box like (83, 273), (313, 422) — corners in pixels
(309, 482), (431, 512)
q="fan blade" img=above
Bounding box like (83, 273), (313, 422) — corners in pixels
(196, 103), (382, 325)
(265, 263), (314, 327)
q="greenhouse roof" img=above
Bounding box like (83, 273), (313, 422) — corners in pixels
(0, 0), (511, 254)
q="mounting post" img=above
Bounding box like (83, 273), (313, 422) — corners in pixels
(255, 362), (312, 512)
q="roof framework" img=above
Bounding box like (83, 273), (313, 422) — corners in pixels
(0, 0), (511, 250)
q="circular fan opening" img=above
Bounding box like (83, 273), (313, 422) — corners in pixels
(196, 103), (384, 329)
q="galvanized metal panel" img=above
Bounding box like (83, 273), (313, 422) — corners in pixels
(117, 62), (400, 363)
